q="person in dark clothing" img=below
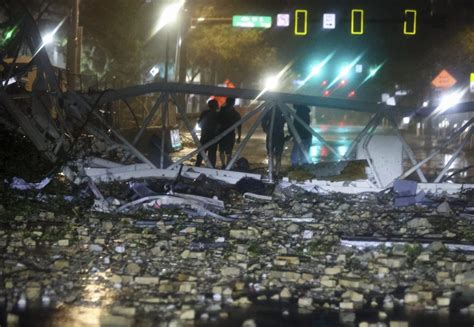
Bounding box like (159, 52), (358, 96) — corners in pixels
(290, 104), (312, 166)
(218, 97), (241, 168)
(261, 107), (286, 175)
(195, 99), (219, 167)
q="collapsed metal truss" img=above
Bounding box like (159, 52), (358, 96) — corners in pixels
(0, 0), (473, 187)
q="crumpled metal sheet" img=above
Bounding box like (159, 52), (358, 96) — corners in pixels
(9, 177), (51, 191)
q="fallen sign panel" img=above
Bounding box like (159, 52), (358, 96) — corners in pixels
(279, 178), (381, 194)
(83, 163), (262, 185)
(279, 178), (474, 195)
(84, 165), (178, 183)
(176, 166), (262, 184)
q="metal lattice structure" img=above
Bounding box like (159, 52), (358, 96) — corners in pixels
(0, 0), (472, 186)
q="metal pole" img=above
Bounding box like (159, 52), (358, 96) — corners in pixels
(342, 112), (382, 161)
(434, 128), (473, 183)
(168, 105), (264, 170)
(169, 92), (212, 168)
(281, 103), (341, 160)
(132, 93), (164, 146)
(164, 29), (170, 83)
(174, 12), (182, 82)
(278, 103), (313, 165)
(268, 105), (276, 181)
(66, 0), (80, 90)
(69, 91), (157, 168)
(160, 92), (168, 168)
(226, 104), (269, 170)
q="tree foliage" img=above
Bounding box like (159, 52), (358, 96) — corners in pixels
(183, 1), (278, 87)
(184, 24), (277, 86)
(80, 0), (150, 84)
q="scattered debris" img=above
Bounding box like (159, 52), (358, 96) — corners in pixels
(1, 174), (474, 325)
(9, 176), (51, 191)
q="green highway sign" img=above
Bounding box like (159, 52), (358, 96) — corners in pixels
(232, 16), (272, 28)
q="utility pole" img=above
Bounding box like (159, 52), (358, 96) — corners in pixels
(66, 0), (81, 90)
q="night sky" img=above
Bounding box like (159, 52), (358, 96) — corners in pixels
(201, 0), (474, 103)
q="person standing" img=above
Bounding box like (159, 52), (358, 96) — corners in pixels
(291, 104), (312, 166)
(262, 107), (286, 176)
(195, 99), (219, 167)
(217, 97), (241, 168)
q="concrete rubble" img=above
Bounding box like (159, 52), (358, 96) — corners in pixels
(0, 174), (473, 326)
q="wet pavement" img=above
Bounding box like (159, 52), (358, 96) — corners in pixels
(173, 123), (473, 182)
(1, 183), (473, 327)
(1, 121), (473, 327)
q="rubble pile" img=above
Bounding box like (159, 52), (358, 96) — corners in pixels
(0, 181), (473, 326)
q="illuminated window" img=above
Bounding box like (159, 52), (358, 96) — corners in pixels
(404, 10), (417, 35)
(351, 9), (364, 35)
(294, 10), (308, 36)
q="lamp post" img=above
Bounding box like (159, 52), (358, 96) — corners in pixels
(153, 1), (185, 168)
(155, 0), (185, 82)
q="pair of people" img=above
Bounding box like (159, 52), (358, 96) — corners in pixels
(262, 104), (312, 175)
(195, 97), (241, 168)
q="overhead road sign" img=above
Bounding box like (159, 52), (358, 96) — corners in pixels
(277, 14), (290, 27)
(232, 16), (272, 28)
(432, 69), (457, 89)
(470, 73), (474, 93)
(323, 13), (336, 29)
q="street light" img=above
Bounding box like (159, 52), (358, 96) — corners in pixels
(42, 31), (55, 45)
(153, 0), (185, 35)
(264, 75), (279, 90)
(340, 65), (351, 77)
(434, 90), (465, 115)
(311, 64), (322, 76)
(152, 0), (185, 82)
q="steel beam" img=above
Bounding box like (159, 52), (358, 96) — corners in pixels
(132, 93), (164, 146)
(225, 103), (268, 170)
(434, 128), (473, 183)
(398, 118), (474, 181)
(268, 105), (276, 181)
(342, 112), (382, 161)
(280, 102), (342, 160)
(278, 103), (313, 165)
(168, 105), (264, 170)
(169, 92), (212, 168)
(69, 91), (157, 168)
(94, 82), (414, 115)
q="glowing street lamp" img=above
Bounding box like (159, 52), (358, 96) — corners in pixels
(264, 75), (279, 91)
(152, 0), (186, 82)
(153, 0), (185, 35)
(340, 65), (351, 77)
(368, 67), (378, 78)
(311, 64), (322, 76)
(42, 31), (56, 45)
(436, 90), (464, 114)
